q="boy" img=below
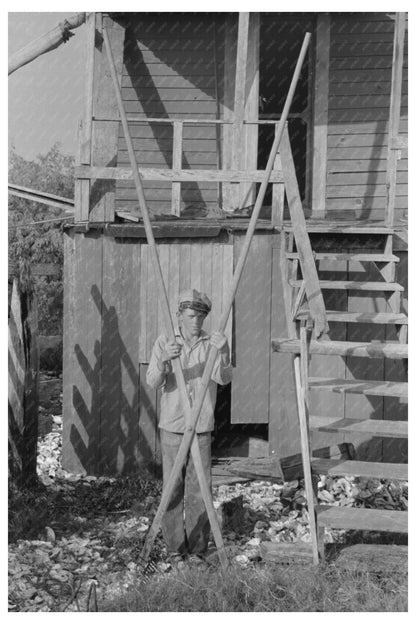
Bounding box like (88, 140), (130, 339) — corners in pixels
(146, 289), (232, 561)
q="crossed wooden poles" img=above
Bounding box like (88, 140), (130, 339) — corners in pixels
(102, 28), (312, 569)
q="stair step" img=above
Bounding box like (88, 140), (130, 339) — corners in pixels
(309, 416), (408, 438)
(308, 377), (408, 398)
(311, 458), (408, 480)
(317, 506), (408, 533)
(296, 311), (408, 325)
(272, 339), (408, 359)
(284, 223), (394, 235)
(290, 280), (404, 291)
(286, 252), (400, 263)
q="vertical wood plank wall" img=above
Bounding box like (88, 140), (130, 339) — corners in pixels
(326, 13), (408, 221)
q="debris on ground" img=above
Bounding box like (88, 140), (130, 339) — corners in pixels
(8, 372), (408, 611)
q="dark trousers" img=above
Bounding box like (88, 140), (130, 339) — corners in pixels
(160, 429), (212, 555)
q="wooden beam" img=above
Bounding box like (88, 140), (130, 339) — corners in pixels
(171, 121), (183, 216)
(241, 13), (260, 209)
(230, 12), (250, 212)
(312, 14), (330, 216)
(8, 184), (74, 212)
(8, 13), (86, 75)
(280, 126), (328, 338)
(80, 12), (95, 165)
(90, 14), (126, 222)
(76, 165), (284, 184)
(386, 12), (406, 226)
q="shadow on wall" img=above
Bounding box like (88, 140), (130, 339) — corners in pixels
(68, 284), (161, 477)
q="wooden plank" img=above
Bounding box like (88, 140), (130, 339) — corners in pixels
(312, 13), (330, 215)
(290, 280), (404, 291)
(80, 12), (95, 165)
(325, 196), (408, 212)
(309, 377), (408, 398)
(280, 127), (328, 338)
(326, 184), (407, 198)
(271, 125), (284, 226)
(296, 311), (407, 324)
(77, 165), (285, 184)
(387, 13), (406, 226)
(100, 236), (141, 474)
(269, 232), (300, 457)
(335, 544), (408, 574)
(171, 121), (183, 216)
(227, 12), (250, 212)
(121, 87), (216, 102)
(118, 137), (217, 152)
(231, 234), (272, 424)
(90, 15), (125, 222)
(309, 416), (408, 438)
(62, 232), (102, 475)
(317, 506), (408, 533)
(272, 339), (408, 359)
(241, 13), (260, 209)
(261, 542), (314, 564)
(286, 252), (400, 262)
(327, 146), (390, 160)
(139, 364), (160, 475)
(313, 458), (407, 480)
(327, 171), (407, 186)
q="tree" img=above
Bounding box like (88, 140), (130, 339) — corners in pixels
(8, 144), (74, 335)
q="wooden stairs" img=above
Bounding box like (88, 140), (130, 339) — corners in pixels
(272, 224), (408, 562)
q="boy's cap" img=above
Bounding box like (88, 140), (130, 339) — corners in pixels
(178, 289), (212, 314)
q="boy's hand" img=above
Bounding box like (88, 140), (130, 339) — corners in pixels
(210, 332), (228, 354)
(160, 340), (182, 363)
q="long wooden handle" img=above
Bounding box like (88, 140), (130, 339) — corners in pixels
(141, 32), (311, 562)
(102, 28), (228, 568)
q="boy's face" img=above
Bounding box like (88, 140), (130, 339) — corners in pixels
(178, 308), (207, 337)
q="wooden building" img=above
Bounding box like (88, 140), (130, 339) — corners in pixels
(62, 12), (408, 476)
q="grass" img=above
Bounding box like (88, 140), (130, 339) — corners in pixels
(101, 560), (408, 612)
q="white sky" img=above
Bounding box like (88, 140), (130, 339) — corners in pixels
(8, 12), (86, 160)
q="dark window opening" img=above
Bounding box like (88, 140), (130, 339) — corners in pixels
(258, 14), (315, 206)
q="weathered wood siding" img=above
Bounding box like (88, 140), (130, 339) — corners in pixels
(138, 242), (233, 362)
(63, 231), (234, 475)
(115, 14), (222, 216)
(326, 13), (408, 221)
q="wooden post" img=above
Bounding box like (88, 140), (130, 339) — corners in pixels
(311, 13), (330, 218)
(271, 123), (285, 226)
(8, 12), (86, 75)
(171, 121), (183, 216)
(294, 324), (319, 564)
(386, 12), (406, 226)
(223, 13), (250, 212)
(280, 126), (328, 338)
(8, 264), (39, 488)
(90, 14), (126, 222)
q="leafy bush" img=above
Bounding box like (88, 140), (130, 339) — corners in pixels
(8, 144), (74, 335)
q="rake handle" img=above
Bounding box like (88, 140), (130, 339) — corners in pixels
(102, 27), (228, 568)
(141, 31), (311, 562)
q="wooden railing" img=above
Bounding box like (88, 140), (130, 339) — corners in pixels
(75, 116), (287, 225)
